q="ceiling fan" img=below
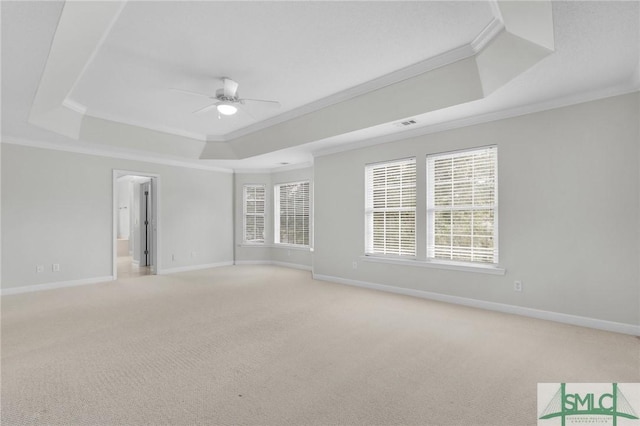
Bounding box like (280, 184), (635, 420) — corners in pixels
(171, 77), (280, 118)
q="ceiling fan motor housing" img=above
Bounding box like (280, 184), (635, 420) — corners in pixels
(215, 88), (239, 103)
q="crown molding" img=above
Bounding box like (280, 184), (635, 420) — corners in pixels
(62, 98), (87, 115)
(54, 14), (502, 146)
(233, 168), (274, 174)
(234, 161), (314, 175)
(215, 20), (503, 143)
(488, 0), (504, 25)
(64, 17), (500, 146)
(65, 1), (127, 101)
(313, 83), (640, 159)
(1, 135), (233, 173)
(471, 17), (505, 53)
(270, 161), (314, 174)
(219, 42), (475, 141)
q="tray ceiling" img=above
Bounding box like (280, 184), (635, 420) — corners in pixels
(2, 1), (638, 171)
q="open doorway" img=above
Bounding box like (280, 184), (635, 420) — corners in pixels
(113, 170), (159, 279)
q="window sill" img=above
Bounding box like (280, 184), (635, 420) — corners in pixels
(239, 243), (311, 252)
(360, 255), (506, 275)
(239, 242), (267, 247)
(273, 243), (311, 252)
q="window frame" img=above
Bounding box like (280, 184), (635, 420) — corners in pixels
(364, 157), (417, 258)
(361, 147), (504, 275)
(242, 184), (266, 245)
(274, 180), (310, 247)
(426, 145), (499, 265)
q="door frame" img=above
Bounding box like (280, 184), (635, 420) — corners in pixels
(112, 169), (161, 278)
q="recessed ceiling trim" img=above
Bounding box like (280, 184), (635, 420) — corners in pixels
(488, 0), (504, 24)
(470, 16), (505, 53)
(1, 135), (233, 173)
(65, 1), (128, 103)
(215, 18), (504, 143)
(234, 161), (314, 174)
(28, 1), (128, 139)
(312, 84), (639, 159)
(62, 98), (87, 115)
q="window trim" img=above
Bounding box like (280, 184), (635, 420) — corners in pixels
(364, 157), (417, 258)
(426, 145), (499, 265)
(242, 184), (266, 245)
(274, 180), (311, 247)
(360, 255), (506, 275)
(360, 147), (504, 275)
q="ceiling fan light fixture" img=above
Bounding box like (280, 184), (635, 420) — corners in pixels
(217, 103), (238, 115)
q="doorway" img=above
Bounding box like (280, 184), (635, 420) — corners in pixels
(113, 170), (160, 279)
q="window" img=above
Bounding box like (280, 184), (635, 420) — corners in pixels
(243, 185), (265, 244)
(365, 158), (416, 257)
(427, 146), (498, 264)
(274, 181), (310, 246)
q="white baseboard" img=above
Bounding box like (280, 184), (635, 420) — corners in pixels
(1, 276), (115, 296)
(160, 261), (234, 275)
(234, 260), (312, 271)
(313, 274), (640, 336)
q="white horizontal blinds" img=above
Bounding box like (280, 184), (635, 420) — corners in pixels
(244, 185), (265, 243)
(427, 146), (498, 264)
(365, 158), (416, 257)
(277, 181), (310, 246)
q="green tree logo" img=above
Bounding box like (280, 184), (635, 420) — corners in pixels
(539, 383), (638, 425)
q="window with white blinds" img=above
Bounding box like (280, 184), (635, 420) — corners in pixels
(274, 181), (310, 246)
(365, 158), (416, 257)
(243, 185), (265, 244)
(427, 146), (498, 264)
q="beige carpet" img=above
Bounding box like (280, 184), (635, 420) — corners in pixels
(2, 265), (638, 425)
(117, 255), (152, 279)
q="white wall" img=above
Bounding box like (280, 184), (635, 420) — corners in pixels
(3, 93), (638, 330)
(234, 167), (313, 269)
(314, 93), (640, 327)
(1, 143), (234, 289)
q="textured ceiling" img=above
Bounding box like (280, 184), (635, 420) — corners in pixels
(1, 1), (639, 172)
(69, 1), (494, 139)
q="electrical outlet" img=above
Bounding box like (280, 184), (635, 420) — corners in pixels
(352, 261), (358, 269)
(52, 264), (60, 272)
(514, 280), (522, 292)
(172, 254), (176, 262)
(36, 265), (44, 273)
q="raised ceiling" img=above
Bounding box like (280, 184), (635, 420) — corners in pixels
(70, 1), (495, 140)
(2, 1), (639, 172)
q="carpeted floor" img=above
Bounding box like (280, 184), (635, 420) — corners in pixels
(2, 265), (638, 425)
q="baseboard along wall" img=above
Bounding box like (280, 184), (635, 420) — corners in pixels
(312, 273), (640, 336)
(2, 263), (637, 336)
(1, 276), (115, 296)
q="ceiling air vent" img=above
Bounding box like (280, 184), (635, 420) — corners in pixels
(394, 119), (417, 128)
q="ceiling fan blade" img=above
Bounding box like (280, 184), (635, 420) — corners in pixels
(170, 88), (213, 99)
(236, 103), (256, 120)
(192, 103), (219, 114)
(240, 98), (280, 106)
(223, 78), (239, 98)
